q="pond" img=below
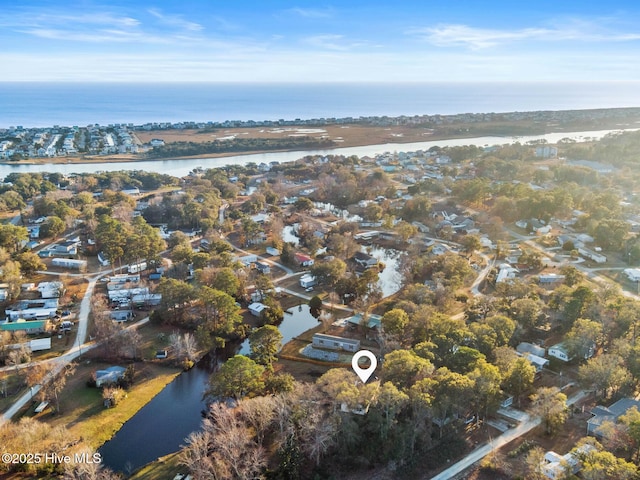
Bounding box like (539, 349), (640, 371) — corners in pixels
(363, 246), (405, 298)
(238, 303), (321, 355)
(282, 224), (300, 246)
(99, 304), (321, 474)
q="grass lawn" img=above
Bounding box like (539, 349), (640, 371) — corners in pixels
(44, 361), (181, 449)
(0, 371), (28, 414)
(129, 451), (184, 480)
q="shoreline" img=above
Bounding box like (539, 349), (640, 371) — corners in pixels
(4, 121), (639, 167)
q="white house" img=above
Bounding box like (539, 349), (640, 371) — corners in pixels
(578, 247), (606, 264)
(496, 263), (519, 283)
(548, 343), (571, 362)
(51, 258), (87, 270)
(312, 333), (360, 352)
(517, 342), (546, 358)
(294, 253), (314, 267)
(548, 341), (595, 362)
(624, 268), (640, 282)
(299, 274), (317, 289)
(37, 281), (64, 299)
(522, 352), (549, 373)
(541, 443), (596, 479)
(94, 366), (126, 387)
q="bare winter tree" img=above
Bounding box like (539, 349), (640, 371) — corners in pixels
(180, 402), (266, 479)
(239, 396), (276, 444)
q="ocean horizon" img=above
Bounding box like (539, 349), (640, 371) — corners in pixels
(2, 81), (640, 129)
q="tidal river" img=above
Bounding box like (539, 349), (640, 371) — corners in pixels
(0, 128), (631, 179)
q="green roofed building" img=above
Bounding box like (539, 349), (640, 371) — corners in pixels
(0, 319), (49, 334)
(346, 313), (382, 329)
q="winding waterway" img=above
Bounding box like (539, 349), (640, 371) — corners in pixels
(0, 128), (633, 179)
(99, 304), (321, 474)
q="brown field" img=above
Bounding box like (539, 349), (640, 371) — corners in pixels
(135, 124), (439, 148)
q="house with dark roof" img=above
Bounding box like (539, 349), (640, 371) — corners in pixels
(587, 398), (640, 436)
(353, 251), (378, 269)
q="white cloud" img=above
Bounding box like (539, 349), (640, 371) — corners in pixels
(286, 7), (333, 19)
(410, 20), (640, 49)
(302, 34), (370, 51)
(147, 8), (203, 32)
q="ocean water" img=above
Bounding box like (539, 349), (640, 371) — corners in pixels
(2, 82), (640, 129)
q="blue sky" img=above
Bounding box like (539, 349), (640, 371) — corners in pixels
(3, 0), (640, 82)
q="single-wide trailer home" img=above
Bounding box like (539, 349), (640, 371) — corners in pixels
(52, 258), (87, 270)
(312, 333), (360, 352)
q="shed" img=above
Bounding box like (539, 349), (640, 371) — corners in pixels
(248, 302), (267, 317)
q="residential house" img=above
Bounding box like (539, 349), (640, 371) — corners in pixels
(94, 366), (126, 387)
(548, 343), (571, 362)
(517, 342), (546, 358)
(353, 251), (378, 269)
(294, 253), (314, 267)
(255, 261), (271, 274)
(587, 398), (640, 436)
(312, 333), (360, 352)
(51, 258), (87, 270)
(538, 274), (565, 285)
(265, 246), (280, 256)
(541, 443), (597, 479)
(548, 341), (595, 362)
(521, 352), (549, 373)
(51, 241), (79, 256)
(237, 254), (258, 266)
(578, 247), (607, 264)
(496, 263), (519, 283)
(624, 268), (640, 282)
(0, 318), (49, 334)
(97, 252), (110, 266)
(37, 281), (64, 299)
(299, 274), (317, 289)
(120, 187), (141, 196)
(346, 313), (382, 330)
(516, 218), (548, 233)
(5, 298), (58, 321)
(109, 273), (141, 284)
(109, 310), (133, 322)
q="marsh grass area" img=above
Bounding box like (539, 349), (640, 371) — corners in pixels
(12, 115), (628, 165)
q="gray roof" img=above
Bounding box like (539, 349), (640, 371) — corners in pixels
(313, 333), (360, 346)
(588, 398), (640, 427)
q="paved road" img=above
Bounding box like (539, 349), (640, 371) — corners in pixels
(0, 262), (141, 424)
(0, 317), (149, 424)
(428, 390), (587, 480)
